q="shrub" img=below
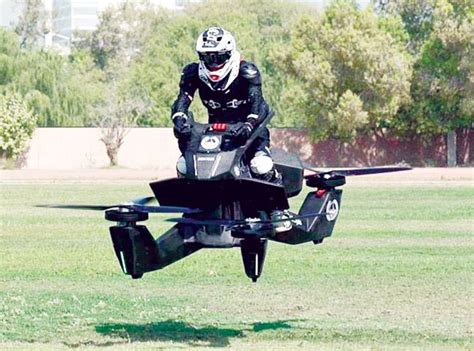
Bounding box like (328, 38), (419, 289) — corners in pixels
(0, 93), (37, 159)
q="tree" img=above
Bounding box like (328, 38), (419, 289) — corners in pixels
(272, 0), (413, 141)
(398, 0), (472, 132)
(14, 0), (47, 49)
(380, 0), (473, 164)
(0, 28), (106, 127)
(375, 0), (436, 53)
(73, 3), (160, 162)
(94, 87), (149, 166)
(75, 2), (167, 70)
(0, 93), (37, 160)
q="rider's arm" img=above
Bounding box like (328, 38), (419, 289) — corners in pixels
(171, 63), (199, 121)
(241, 62), (268, 129)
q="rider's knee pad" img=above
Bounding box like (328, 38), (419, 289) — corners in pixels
(250, 151), (274, 176)
(176, 155), (187, 177)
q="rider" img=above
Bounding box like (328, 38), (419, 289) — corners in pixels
(170, 26), (281, 185)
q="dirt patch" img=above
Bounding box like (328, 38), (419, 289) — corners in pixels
(346, 167), (472, 182)
(0, 167), (472, 183)
(0, 169), (173, 183)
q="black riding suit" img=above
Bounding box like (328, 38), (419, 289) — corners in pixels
(171, 61), (273, 162)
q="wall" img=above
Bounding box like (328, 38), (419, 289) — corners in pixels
(271, 129), (471, 167)
(23, 127), (473, 170)
(24, 128), (180, 170)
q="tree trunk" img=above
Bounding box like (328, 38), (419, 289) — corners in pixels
(447, 130), (457, 167)
(107, 147), (118, 166)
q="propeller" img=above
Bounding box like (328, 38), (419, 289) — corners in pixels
(37, 196), (202, 214)
(303, 165), (412, 179)
(166, 211), (327, 228)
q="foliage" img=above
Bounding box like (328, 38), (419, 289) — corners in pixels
(0, 28), (106, 127)
(375, 0), (436, 53)
(75, 1), (169, 70)
(273, 0), (413, 141)
(74, 2), (170, 127)
(329, 90), (368, 140)
(381, 0), (474, 135)
(0, 93), (37, 158)
(0, 30), (20, 86)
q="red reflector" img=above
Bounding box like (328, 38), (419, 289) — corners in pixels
(212, 123), (227, 131)
(315, 189), (327, 198)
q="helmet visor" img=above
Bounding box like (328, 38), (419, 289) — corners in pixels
(199, 52), (231, 70)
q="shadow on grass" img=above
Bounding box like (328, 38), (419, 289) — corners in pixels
(93, 319), (295, 348)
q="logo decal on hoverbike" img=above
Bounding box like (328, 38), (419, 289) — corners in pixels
(325, 199), (339, 222)
(201, 136), (220, 151)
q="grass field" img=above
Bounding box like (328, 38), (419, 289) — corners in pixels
(0, 180), (473, 350)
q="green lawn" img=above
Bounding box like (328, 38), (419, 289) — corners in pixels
(0, 182), (472, 350)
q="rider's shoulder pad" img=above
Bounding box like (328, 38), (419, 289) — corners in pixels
(240, 61), (261, 84)
(181, 63), (199, 81)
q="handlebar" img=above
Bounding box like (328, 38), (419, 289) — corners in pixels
(184, 112), (273, 151)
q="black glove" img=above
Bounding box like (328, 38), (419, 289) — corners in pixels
(172, 113), (191, 137)
(229, 122), (253, 141)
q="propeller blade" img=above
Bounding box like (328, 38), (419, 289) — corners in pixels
(37, 196), (201, 214)
(37, 204), (115, 211)
(130, 204), (202, 214)
(332, 166), (412, 176)
(304, 165), (412, 178)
